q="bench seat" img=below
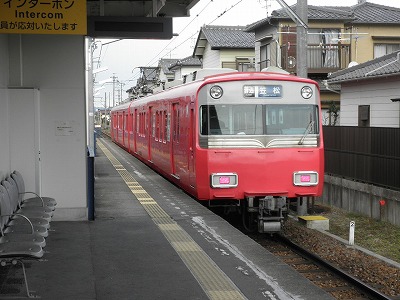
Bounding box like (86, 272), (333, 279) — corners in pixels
(11, 171), (57, 207)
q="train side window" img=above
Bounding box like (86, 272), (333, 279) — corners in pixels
(163, 111), (167, 142)
(152, 112), (156, 138)
(136, 113), (139, 134)
(173, 105), (180, 142)
(200, 105), (227, 135)
(200, 106), (208, 135)
(166, 113), (171, 142)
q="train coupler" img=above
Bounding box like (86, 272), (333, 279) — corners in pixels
(258, 196), (287, 233)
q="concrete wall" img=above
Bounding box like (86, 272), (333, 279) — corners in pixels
(0, 35), (10, 180)
(321, 175), (400, 226)
(0, 34), (87, 221)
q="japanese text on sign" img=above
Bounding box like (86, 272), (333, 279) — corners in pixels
(243, 85), (282, 98)
(0, 0), (87, 35)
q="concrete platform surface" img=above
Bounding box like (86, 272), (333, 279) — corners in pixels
(0, 137), (334, 299)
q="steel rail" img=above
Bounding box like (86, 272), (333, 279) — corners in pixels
(276, 234), (392, 300)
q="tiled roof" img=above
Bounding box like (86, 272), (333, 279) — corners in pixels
(270, 5), (353, 21)
(312, 78), (341, 92)
(351, 2), (400, 24)
(142, 67), (159, 81)
(246, 2), (400, 31)
(327, 50), (400, 84)
(158, 59), (179, 75)
(169, 56), (201, 69)
(201, 25), (255, 49)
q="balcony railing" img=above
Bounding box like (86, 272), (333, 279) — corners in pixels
(281, 43), (351, 73)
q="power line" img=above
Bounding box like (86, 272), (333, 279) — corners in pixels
(143, 0), (214, 68)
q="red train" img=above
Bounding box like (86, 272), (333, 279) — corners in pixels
(110, 68), (324, 233)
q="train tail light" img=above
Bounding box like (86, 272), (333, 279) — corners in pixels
(293, 171), (318, 186)
(211, 173), (238, 188)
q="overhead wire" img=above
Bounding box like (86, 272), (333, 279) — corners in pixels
(112, 0), (265, 89)
(129, 0), (251, 83)
(143, 0), (214, 68)
(151, 0), (245, 64)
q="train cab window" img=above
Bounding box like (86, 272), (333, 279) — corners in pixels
(200, 104), (318, 136)
(200, 105), (262, 135)
(266, 105), (318, 135)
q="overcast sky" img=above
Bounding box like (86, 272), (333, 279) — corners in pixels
(93, 0), (400, 106)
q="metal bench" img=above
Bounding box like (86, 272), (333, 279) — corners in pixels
(0, 173), (56, 298)
(2, 177), (53, 223)
(11, 171), (57, 208)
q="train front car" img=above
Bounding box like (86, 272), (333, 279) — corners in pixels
(195, 71), (324, 233)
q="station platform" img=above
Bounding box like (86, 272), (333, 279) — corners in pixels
(0, 137), (334, 299)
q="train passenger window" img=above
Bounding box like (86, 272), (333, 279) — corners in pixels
(156, 112), (160, 141)
(136, 113), (139, 133)
(166, 113), (171, 142)
(163, 111), (167, 142)
(152, 113), (156, 138)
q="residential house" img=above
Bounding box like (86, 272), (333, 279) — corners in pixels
(158, 58), (180, 84)
(193, 25), (255, 71)
(327, 50), (400, 128)
(168, 56), (202, 81)
(245, 2), (400, 124)
(127, 66), (160, 99)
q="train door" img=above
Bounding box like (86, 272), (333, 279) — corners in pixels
(148, 106), (153, 162)
(189, 107), (196, 188)
(171, 103), (179, 178)
(129, 111), (134, 152)
(123, 112), (128, 148)
(134, 109), (138, 153)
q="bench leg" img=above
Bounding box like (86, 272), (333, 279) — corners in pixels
(0, 259), (39, 299)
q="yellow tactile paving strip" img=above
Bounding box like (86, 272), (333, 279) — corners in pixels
(97, 140), (246, 300)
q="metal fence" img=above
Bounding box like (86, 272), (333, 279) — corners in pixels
(323, 126), (400, 191)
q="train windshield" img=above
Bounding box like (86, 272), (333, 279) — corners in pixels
(200, 104), (318, 136)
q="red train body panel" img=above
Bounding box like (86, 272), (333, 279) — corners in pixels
(111, 69), (324, 232)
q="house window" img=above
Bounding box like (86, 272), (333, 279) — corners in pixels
(374, 44), (400, 59)
(308, 28), (340, 69)
(260, 43), (270, 70)
(222, 57), (255, 71)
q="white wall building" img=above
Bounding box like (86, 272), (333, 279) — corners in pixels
(328, 51), (400, 128)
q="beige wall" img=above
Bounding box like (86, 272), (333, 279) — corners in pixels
(349, 25), (400, 63)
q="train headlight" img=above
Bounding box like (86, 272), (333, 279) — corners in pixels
(210, 85), (223, 99)
(301, 86), (313, 99)
(211, 173), (238, 188)
(293, 171), (318, 186)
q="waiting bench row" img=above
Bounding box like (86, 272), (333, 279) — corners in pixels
(0, 171), (56, 298)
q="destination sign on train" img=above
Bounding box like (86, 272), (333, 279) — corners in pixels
(243, 85), (282, 98)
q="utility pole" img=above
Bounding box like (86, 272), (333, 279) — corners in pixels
(296, 0), (308, 78)
(275, 0), (308, 78)
(112, 74), (118, 107)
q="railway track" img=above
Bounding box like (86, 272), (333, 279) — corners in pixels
(217, 211), (394, 300)
(248, 232), (392, 300)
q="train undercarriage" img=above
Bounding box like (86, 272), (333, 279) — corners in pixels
(209, 196), (299, 234)
(242, 196), (289, 234)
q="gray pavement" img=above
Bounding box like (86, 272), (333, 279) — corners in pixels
(0, 137), (334, 299)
